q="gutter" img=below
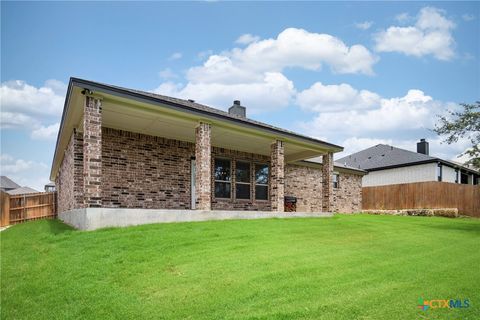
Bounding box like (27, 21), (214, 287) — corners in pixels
(365, 159), (479, 175)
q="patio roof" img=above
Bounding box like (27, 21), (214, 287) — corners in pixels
(50, 78), (344, 180)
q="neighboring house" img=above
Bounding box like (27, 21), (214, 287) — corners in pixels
(44, 182), (56, 192)
(1, 176), (40, 195)
(50, 77), (366, 226)
(0, 176), (21, 192)
(6, 186), (40, 196)
(337, 139), (479, 187)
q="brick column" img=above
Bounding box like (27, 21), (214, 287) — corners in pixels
(73, 129), (85, 208)
(270, 140), (284, 212)
(83, 95), (102, 207)
(195, 122), (211, 210)
(322, 152), (333, 212)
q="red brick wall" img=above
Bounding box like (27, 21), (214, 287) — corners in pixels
(333, 171), (362, 213)
(56, 126), (362, 213)
(285, 164), (323, 212)
(285, 164), (363, 213)
(55, 131), (84, 213)
(101, 128), (194, 209)
(55, 133), (75, 214)
(83, 96), (102, 207)
(195, 122), (212, 210)
(270, 141), (285, 212)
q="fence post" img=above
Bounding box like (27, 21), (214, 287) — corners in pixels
(1, 191), (10, 227)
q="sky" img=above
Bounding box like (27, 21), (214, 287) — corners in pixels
(1, 1), (479, 190)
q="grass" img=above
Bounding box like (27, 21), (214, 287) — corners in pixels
(1, 214), (479, 320)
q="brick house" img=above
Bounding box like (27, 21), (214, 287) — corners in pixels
(51, 78), (365, 229)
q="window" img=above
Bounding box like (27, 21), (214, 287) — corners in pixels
(455, 169), (459, 183)
(255, 164), (269, 200)
(214, 158), (231, 198)
(437, 163), (442, 182)
(235, 161), (251, 199)
(461, 172), (469, 184)
(333, 173), (339, 188)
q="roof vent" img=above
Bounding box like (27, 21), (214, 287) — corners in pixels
(228, 100), (246, 118)
(417, 138), (429, 155)
(188, 99), (195, 103)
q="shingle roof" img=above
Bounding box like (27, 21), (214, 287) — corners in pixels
(0, 176), (21, 190)
(336, 144), (437, 170)
(302, 157), (367, 173)
(71, 78), (343, 151)
(6, 187), (39, 195)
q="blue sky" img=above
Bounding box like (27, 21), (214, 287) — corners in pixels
(1, 1), (479, 190)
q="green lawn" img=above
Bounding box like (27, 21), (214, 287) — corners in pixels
(1, 214), (479, 319)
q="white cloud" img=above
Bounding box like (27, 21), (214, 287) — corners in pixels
(296, 82), (380, 112)
(300, 89), (442, 138)
(158, 68), (178, 80)
(197, 49), (213, 60)
(355, 21), (373, 30)
(0, 80), (65, 141)
(0, 154), (35, 173)
(235, 33), (261, 45)
(154, 72), (295, 114)
(462, 14), (475, 22)
(168, 52), (183, 60)
(296, 82), (468, 161)
(31, 123), (59, 140)
(0, 154), (49, 191)
(454, 147), (475, 164)
(190, 28), (378, 80)
(0, 79), (66, 117)
(395, 12), (411, 23)
(152, 82), (184, 97)
(0, 112), (38, 129)
(153, 28), (377, 114)
(375, 7), (456, 60)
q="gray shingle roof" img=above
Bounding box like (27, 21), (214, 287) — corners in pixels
(303, 157), (367, 173)
(71, 78), (343, 150)
(0, 176), (21, 190)
(6, 187), (40, 195)
(336, 144), (437, 170)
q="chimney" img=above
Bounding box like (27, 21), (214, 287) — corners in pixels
(228, 100), (246, 118)
(417, 138), (429, 155)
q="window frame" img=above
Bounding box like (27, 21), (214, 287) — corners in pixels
(437, 163), (442, 182)
(333, 173), (340, 189)
(235, 160), (251, 200)
(254, 163), (269, 201)
(214, 157), (232, 199)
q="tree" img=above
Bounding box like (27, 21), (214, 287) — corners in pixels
(434, 101), (480, 169)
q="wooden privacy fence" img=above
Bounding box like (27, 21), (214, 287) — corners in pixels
(0, 191), (56, 226)
(362, 182), (480, 217)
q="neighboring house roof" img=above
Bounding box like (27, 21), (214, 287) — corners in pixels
(337, 144), (479, 174)
(66, 78), (343, 150)
(0, 176), (21, 190)
(300, 158), (368, 175)
(6, 187), (40, 195)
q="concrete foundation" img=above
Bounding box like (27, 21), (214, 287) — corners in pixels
(59, 208), (333, 231)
